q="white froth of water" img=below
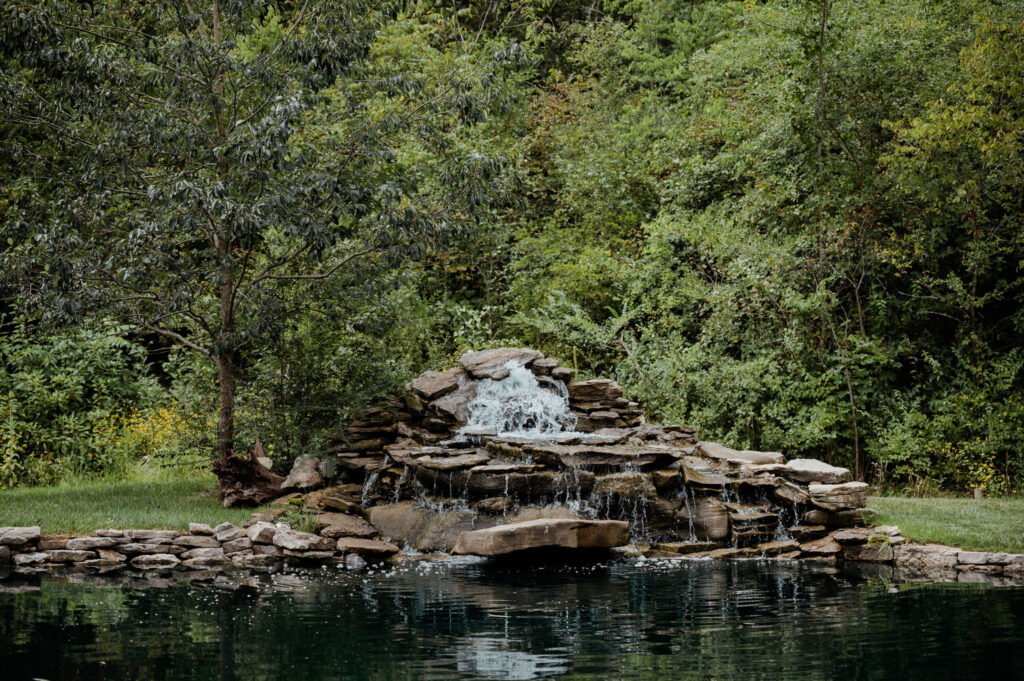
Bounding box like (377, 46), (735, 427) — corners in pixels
(459, 361), (579, 439)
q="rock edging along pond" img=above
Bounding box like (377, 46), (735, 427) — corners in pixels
(3, 521), (1024, 585)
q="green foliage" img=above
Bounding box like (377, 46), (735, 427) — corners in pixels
(0, 324), (161, 486)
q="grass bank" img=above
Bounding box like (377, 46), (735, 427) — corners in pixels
(868, 495), (1024, 553)
(0, 475), (261, 534)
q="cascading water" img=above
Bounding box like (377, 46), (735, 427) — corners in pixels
(459, 361), (579, 438)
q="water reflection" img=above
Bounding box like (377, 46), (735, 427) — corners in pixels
(1, 559), (1023, 681)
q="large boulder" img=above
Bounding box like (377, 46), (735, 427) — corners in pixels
(780, 459), (852, 484)
(678, 496), (730, 541)
(408, 368), (464, 400)
(460, 348), (543, 380)
(368, 502), (495, 552)
(272, 528), (334, 551)
(317, 513), (377, 539)
(452, 519), (630, 556)
(592, 472), (657, 499)
(281, 456), (323, 491)
(430, 380), (478, 423)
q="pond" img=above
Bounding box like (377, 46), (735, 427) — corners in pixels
(1, 559), (1022, 681)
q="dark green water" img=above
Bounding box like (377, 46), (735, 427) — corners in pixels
(1, 559), (1023, 681)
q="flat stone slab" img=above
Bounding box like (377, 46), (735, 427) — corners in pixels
(408, 368), (464, 400)
(524, 443), (673, 469)
(808, 481), (869, 510)
(416, 453), (490, 471)
(460, 348), (543, 380)
(452, 519), (630, 556)
(694, 442), (785, 466)
(779, 458), (852, 484)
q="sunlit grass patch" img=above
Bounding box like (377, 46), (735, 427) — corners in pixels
(868, 496), (1024, 553)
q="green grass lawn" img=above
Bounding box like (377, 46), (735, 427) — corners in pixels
(0, 476), (263, 534)
(868, 495), (1024, 553)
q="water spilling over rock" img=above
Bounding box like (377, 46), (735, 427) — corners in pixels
(302, 347), (868, 558)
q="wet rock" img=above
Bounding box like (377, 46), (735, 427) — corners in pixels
(526, 443), (672, 470)
(680, 464), (734, 487)
(232, 553), (280, 567)
(44, 550), (97, 563)
(694, 442), (785, 466)
(253, 543), (280, 556)
(808, 482), (869, 511)
(317, 513), (377, 539)
(654, 541), (722, 555)
(172, 535), (221, 548)
(183, 555), (231, 569)
(707, 547), (758, 559)
(189, 523), (214, 536)
(758, 540), (800, 556)
(771, 480), (811, 506)
(0, 545), (11, 564)
(335, 537), (400, 559)
(66, 537), (118, 551)
(368, 502), (491, 552)
(789, 525), (828, 542)
(130, 553), (180, 569)
(460, 348), (543, 380)
(417, 453), (490, 471)
(475, 497), (513, 513)
(779, 459), (852, 484)
(800, 536), (842, 556)
(283, 549), (336, 560)
(593, 472), (657, 499)
(0, 526), (41, 546)
(96, 549), (126, 562)
(409, 368), (464, 400)
(282, 456), (323, 490)
(453, 518), (630, 556)
(272, 528), (334, 551)
(430, 380), (478, 423)
(678, 496), (730, 541)
(345, 553), (369, 570)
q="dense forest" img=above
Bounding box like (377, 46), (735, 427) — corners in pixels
(1, 0), (1022, 494)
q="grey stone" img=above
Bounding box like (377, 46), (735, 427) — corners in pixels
(13, 551), (49, 566)
(460, 348), (543, 380)
(430, 380), (478, 423)
(130, 553), (181, 569)
(282, 456), (323, 490)
(172, 535), (221, 548)
(894, 543), (960, 569)
(694, 442), (785, 465)
(222, 537), (252, 554)
(345, 553), (369, 570)
(95, 529), (126, 538)
(0, 526), (41, 546)
(317, 513), (377, 539)
(0, 545), (10, 565)
(127, 529), (179, 540)
(780, 459), (853, 484)
(66, 537), (118, 551)
(335, 537), (400, 558)
(408, 368), (464, 400)
(214, 525), (242, 542)
(119, 543), (175, 555)
(272, 528), (334, 551)
(808, 482), (870, 511)
(182, 556), (231, 569)
(181, 547), (225, 560)
(568, 379), (624, 403)
(45, 550), (97, 563)
(416, 453), (490, 471)
(247, 521), (278, 544)
(189, 523), (214, 536)
(252, 543), (280, 556)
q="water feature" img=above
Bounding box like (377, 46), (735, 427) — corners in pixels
(1, 561), (1022, 681)
(459, 362), (579, 439)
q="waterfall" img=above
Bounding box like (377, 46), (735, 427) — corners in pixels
(459, 361), (579, 439)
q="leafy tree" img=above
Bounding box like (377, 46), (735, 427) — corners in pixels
(1, 1), (517, 467)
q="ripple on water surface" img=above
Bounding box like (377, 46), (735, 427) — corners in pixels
(1, 560), (1023, 681)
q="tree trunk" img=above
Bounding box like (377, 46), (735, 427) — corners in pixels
(216, 353), (235, 465)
